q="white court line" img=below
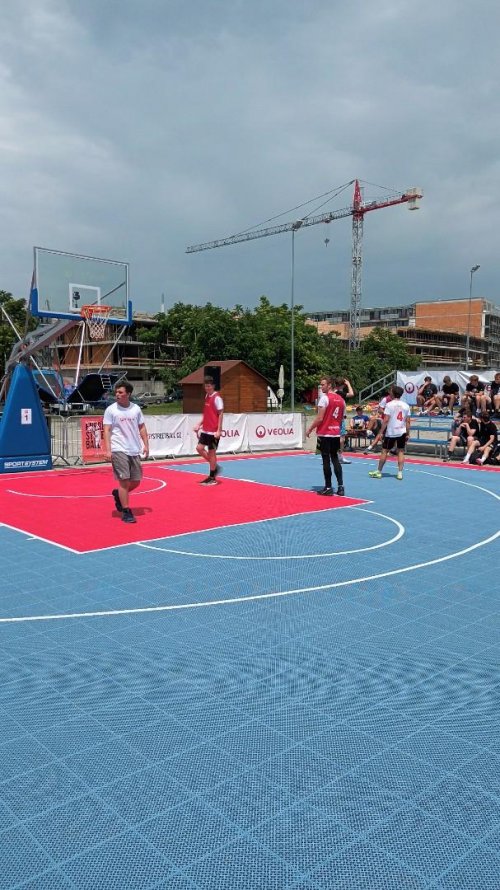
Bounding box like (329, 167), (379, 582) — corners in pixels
(0, 473), (497, 624)
(136, 508), (404, 560)
(6, 477), (167, 499)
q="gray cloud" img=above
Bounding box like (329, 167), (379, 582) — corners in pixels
(0, 0), (498, 313)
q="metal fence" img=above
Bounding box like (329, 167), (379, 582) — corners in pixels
(50, 416), (84, 466)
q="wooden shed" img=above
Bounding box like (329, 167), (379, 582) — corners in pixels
(180, 361), (269, 413)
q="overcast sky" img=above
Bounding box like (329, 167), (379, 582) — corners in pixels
(1, 0), (499, 317)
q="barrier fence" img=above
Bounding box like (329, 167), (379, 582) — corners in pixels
(50, 413), (305, 466)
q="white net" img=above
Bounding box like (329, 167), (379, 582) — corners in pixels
(81, 306), (112, 341)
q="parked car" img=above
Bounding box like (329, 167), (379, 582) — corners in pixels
(166, 387), (182, 402)
(134, 391), (164, 406)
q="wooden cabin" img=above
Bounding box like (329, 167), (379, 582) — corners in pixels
(180, 361), (269, 413)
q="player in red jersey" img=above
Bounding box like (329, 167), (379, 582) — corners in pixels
(194, 376), (224, 485)
(306, 376), (346, 496)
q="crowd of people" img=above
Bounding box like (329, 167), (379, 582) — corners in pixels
(343, 373), (500, 469)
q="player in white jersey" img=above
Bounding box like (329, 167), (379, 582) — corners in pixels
(368, 385), (411, 481)
(103, 382), (149, 523)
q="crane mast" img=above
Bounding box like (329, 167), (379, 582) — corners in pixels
(186, 180), (422, 350)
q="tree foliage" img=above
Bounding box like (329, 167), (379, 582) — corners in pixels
(136, 297), (419, 401)
(0, 291), (32, 368)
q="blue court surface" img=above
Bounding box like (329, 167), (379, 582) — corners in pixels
(0, 452), (499, 889)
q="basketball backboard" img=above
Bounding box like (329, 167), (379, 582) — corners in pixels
(30, 247), (132, 325)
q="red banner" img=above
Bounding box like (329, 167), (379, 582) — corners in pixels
(81, 417), (105, 463)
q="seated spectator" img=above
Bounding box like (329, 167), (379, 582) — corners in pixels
(463, 411), (499, 465)
(435, 375), (459, 414)
(488, 371), (500, 418)
(461, 374), (487, 415)
(417, 376), (438, 414)
(345, 405), (370, 451)
(443, 411), (479, 461)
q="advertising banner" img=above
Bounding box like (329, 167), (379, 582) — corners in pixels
(147, 414), (191, 457)
(247, 413), (303, 451)
(81, 417), (105, 463)
(214, 413), (248, 453)
(80, 412), (303, 463)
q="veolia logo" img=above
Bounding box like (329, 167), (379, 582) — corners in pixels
(256, 425), (294, 438)
(405, 382), (415, 393)
(221, 429), (240, 437)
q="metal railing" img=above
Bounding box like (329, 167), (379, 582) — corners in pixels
(358, 371), (396, 404)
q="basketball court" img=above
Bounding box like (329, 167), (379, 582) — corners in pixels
(0, 450), (499, 888)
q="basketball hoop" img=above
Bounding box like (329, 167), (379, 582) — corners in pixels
(81, 305), (112, 340)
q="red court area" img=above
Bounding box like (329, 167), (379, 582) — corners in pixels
(0, 464), (366, 553)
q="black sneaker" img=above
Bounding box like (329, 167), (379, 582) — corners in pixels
(121, 509), (136, 524)
(317, 487), (333, 496)
(112, 489), (123, 512)
(336, 486), (345, 496)
(200, 476), (217, 486)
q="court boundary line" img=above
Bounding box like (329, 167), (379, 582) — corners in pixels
(0, 475), (498, 624)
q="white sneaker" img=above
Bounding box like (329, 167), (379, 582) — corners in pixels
(339, 456), (351, 464)
(462, 456), (470, 464)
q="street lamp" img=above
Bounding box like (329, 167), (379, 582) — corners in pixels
(290, 220), (304, 410)
(465, 264), (480, 371)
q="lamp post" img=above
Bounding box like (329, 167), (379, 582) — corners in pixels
(465, 264), (480, 371)
(290, 220), (303, 410)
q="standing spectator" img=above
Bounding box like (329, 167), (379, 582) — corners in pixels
(368, 385), (411, 481)
(103, 382), (149, 524)
(443, 411), (479, 461)
(487, 371), (500, 418)
(194, 375), (224, 485)
(365, 390), (394, 453)
(306, 376), (345, 496)
(463, 411), (499, 465)
(417, 376), (438, 414)
(334, 377), (354, 464)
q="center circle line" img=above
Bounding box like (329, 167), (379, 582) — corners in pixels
(136, 507), (404, 560)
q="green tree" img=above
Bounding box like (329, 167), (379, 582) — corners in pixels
(347, 328), (419, 394)
(0, 291), (31, 369)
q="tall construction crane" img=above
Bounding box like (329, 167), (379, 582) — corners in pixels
(186, 179), (422, 350)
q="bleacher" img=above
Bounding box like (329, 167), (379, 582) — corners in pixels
(407, 415), (453, 458)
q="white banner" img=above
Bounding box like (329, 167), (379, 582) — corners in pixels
(82, 413), (304, 462)
(247, 413), (303, 451)
(215, 414), (248, 453)
(146, 414), (191, 457)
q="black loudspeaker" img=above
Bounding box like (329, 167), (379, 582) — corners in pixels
(204, 365), (221, 390)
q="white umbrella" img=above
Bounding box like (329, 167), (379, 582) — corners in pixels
(277, 364), (284, 410)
